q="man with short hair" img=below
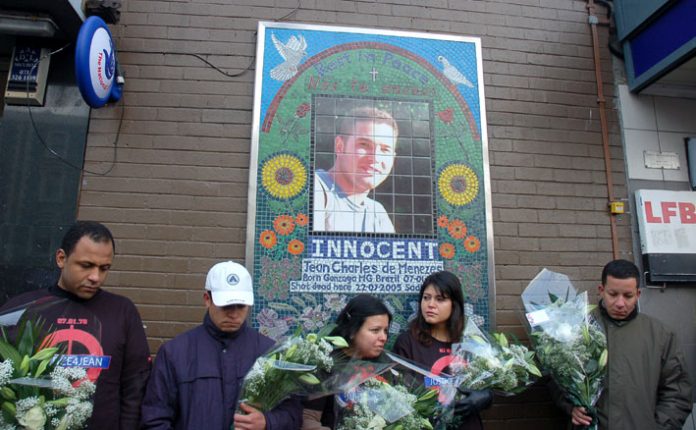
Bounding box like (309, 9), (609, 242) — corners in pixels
(313, 105), (398, 233)
(1, 220), (151, 429)
(554, 259), (692, 429)
(141, 261), (302, 430)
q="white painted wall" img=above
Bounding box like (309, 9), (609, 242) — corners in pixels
(618, 84), (696, 183)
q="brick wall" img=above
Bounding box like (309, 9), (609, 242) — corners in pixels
(79, 0), (632, 427)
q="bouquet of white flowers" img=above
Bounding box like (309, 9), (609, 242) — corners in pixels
(522, 269), (607, 430)
(0, 299), (97, 430)
(237, 331), (349, 412)
(332, 352), (456, 430)
(450, 319), (541, 395)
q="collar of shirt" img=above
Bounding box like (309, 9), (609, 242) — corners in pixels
(49, 284), (100, 303)
(317, 169), (369, 210)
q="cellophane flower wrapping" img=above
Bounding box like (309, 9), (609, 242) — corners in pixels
(522, 269), (608, 430)
(0, 299), (97, 430)
(334, 352), (450, 430)
(450, 319), (541, 395)
(237, 332), (350, 412)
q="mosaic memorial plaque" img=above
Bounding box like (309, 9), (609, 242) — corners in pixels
(246, 22), (494, 341)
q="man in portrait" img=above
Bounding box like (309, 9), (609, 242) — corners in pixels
(313, 105), (398, 233)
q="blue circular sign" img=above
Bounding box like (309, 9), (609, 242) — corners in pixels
(75, 16), (120, 108)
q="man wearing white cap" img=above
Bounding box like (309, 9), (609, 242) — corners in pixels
(141, 261), (302, 430)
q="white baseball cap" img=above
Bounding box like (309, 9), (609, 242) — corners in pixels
(205, 261), (254, 307)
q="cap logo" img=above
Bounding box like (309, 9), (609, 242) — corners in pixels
(226, 274), (240, 285)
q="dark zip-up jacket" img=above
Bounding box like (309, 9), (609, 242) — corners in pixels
(141, 314), (302, 430)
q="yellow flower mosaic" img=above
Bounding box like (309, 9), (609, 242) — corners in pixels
(261, 154), (307, 199)
(438, 163), (479, 206)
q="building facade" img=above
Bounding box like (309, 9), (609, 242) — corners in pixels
(2, 0), (695, 428)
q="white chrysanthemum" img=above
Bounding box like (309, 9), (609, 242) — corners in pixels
(51, 366), (95, 400)
(44, 403), (59, 417)
(242, 359), (268, 398)
(57, 398), (93, 429)
(51, 366), (88, 382)
(75, 379), (96, 399)
(16, 396), (41, 411)
(0, 360), (13, 387)
(289, 337), (334, 372)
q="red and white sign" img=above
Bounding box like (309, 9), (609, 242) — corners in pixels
(635, 190), (696, 254)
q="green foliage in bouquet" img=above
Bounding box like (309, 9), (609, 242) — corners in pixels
(451, 318), (541, 396)
(0, 318), (96, 430)
(533, 319), (608, 404)
(336, 378), (438, 430)
(530, 293), (607, 429)
(238, 332), (349, 412)
(453, 331), (541, 395)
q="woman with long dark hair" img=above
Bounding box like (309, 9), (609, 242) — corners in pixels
(392, 270), (492, 429)
(301, 294), (392, 430)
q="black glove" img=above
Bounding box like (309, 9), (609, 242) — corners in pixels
(453, 388), (493, 417)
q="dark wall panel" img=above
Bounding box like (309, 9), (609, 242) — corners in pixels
(0, 46), (89, 303)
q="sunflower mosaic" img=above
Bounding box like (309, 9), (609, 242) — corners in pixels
(261, 153), (307, 200)
(438, 163), (479, 207)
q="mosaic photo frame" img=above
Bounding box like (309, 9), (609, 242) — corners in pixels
(246, 22), (495, 341)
